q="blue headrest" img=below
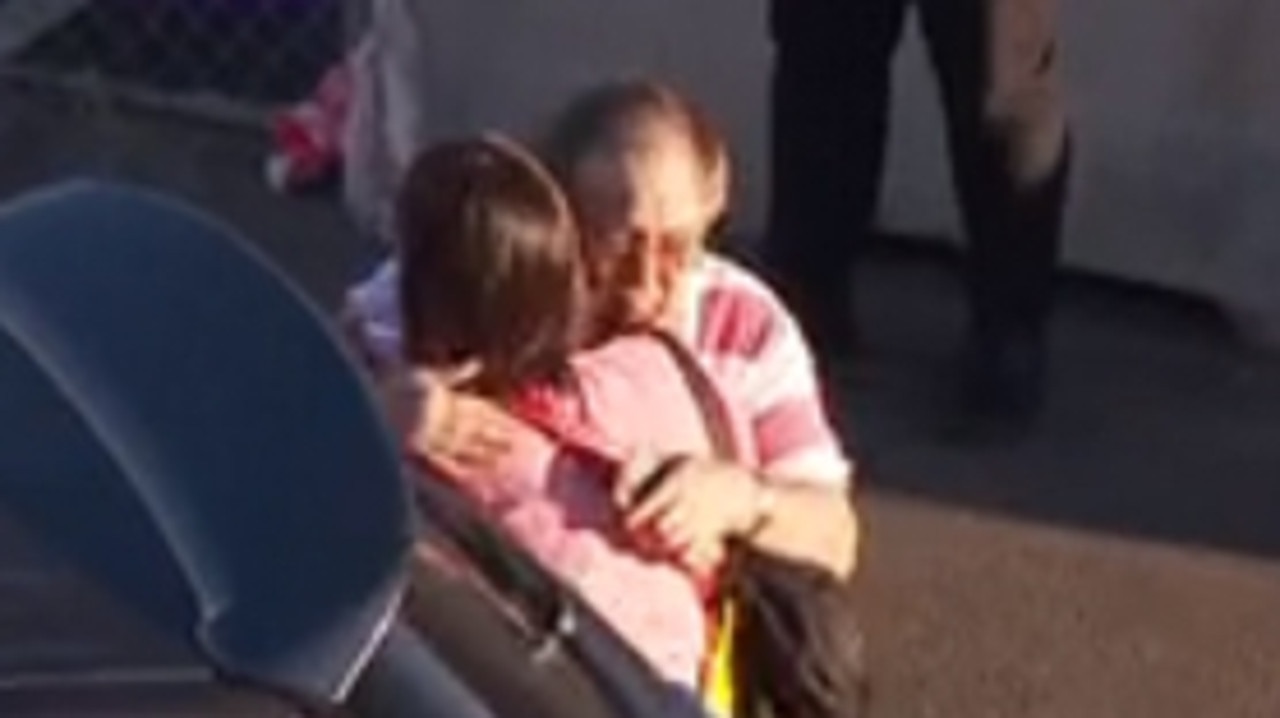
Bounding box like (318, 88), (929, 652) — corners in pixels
(0, 181), (412, 702)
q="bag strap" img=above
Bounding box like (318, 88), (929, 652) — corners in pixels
(637, 328), (743, 464)
(506, 385), (626, 467)
(508, 329), (743, 467)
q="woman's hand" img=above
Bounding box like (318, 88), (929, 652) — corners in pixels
(380, 368), (519, 476)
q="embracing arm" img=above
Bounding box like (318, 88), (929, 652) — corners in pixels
(623, 264), (861, 578)
(723, 277), (861, 578)
(618, 456), (858, 580)
(375, 367), (521, 477)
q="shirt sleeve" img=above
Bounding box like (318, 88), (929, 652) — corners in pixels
(344, 257), (405, 365)
(744, 303), (853, 489)
(694, 265), (853, 489)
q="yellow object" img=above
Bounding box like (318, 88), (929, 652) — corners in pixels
(703, 600), (739, 718)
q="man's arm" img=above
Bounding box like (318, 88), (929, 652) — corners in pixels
(616, 281), (860, 577)
(739, 470), (859, 578)
(337, 299), (385, 374)
(703, 268), (860, 576)
(619, 454), (858, 579)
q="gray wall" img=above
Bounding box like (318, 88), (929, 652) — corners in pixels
(359, 0), (1280, 340)
(882, 0), (1280, 343)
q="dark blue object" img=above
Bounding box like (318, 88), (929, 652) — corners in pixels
(0, 181), (412, 705)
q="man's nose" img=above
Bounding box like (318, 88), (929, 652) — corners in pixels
(617, 240), (663, 291)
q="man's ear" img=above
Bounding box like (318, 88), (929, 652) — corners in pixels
(704, 167), (730, 221)
(705, 211), (731, 249)
(701, 153), (731, 243)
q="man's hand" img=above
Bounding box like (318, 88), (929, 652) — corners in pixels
(615, 454), (766, 574)
(379, 368), (519, 476)
(338, 301), (385, 373)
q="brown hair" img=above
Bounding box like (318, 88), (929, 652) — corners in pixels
(540, 78), (729, 221)
(396, 135), (584, 394)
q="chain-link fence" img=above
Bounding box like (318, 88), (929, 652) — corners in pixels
(0, 0), (359, 125)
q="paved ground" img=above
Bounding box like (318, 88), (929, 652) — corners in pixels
(2, 84), (1280, 717)
(839, 244), (1280, 717)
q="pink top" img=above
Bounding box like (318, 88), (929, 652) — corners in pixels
(435, 335), (755, 688)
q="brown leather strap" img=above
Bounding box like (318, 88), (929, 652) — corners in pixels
(640, 328), (743, 464)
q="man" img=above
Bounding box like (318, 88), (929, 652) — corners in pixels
(764, 0), (1072, 434)
(343, 80), (858, 579)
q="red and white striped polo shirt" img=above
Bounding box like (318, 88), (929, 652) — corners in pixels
(675, 255), (851, 487)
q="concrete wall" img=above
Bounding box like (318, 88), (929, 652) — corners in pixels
(368, 0), (1280, 340)
(881, 0), (1280, 343)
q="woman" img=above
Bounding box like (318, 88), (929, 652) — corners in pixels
(370, 135), (770, 694)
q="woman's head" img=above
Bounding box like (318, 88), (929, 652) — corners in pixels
(541, 79), (730, 331)
(397, 135), (584, 393)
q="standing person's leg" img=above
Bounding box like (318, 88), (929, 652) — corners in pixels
(917, 0), (1071, 428)
(763, 0), (910, 359)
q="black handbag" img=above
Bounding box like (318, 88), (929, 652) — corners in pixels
(728, 550), (870, 718)
(645, 329), (871, 718)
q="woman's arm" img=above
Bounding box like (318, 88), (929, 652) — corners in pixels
(377, 368), (521, 476)
(671, 261), (859, 576)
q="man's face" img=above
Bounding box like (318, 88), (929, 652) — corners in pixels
(570, 139), (717, 331)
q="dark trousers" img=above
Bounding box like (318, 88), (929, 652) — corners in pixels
(764, 0), (1072, 345)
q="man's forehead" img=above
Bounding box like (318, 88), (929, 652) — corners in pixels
(571, 155), (634, 218)
(571, 149), (709, 230)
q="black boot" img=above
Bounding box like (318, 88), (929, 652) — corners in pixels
(943, 327), (1048, 444)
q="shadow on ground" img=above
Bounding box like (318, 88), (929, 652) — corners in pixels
(834, 240), (1280, 563)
